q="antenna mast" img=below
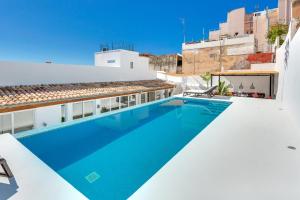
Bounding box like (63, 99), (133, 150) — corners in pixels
(180, 18), (186, 43)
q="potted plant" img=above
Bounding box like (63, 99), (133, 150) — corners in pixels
(217, 81), (230, 96)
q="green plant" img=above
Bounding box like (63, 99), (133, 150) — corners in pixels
(217, 81), (229, 96)
(200, 72), (211, 88)
(267, 23), (288, 45)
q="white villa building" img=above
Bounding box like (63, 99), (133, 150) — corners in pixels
(0, 49), (174, 135)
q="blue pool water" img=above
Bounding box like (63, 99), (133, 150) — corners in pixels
(19, 98), (231, 200)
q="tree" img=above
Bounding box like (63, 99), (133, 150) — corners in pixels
(200, 72), (211, 89)
(267, 24), (288, 45)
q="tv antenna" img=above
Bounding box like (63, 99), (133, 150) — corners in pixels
(179, 18), (186, 43)
(255, 4), (259, 12)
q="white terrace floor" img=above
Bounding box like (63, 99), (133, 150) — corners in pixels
(1, 97), (300, 200)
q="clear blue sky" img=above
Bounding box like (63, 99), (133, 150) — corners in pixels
(0, 0), (277, 65)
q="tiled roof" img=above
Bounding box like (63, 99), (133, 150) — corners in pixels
(0, 80), (174, 112)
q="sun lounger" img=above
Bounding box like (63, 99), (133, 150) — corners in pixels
(0, 156), (14, 178)
(183, 85), (217, 97)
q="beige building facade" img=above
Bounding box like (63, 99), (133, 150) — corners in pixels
(293, 0), (300, 19)
(279, 0), (292, 24)
(253, 8), (279, 52)
(181, 0), (293, 75)
(182, 35), (255, 74)
(208, 7), (280, 53)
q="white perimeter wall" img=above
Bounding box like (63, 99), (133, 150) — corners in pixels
(276, 21), (300, 121)
(0, 50), (154, 86)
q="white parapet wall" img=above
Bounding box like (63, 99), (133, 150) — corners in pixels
(276, 20), (300, 121)
(182, 34), (255, 53)
(251, 63), (276, 71)
(0, 50), (155, 86)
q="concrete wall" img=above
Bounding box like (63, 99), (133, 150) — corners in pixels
(0, 50), (154, 86)
(276, 20), (300, 121)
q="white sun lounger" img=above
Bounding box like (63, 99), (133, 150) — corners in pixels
(183, 85), (217, 97)
(0, 156), (14, 178)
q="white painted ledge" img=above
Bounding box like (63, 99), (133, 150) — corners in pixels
(1, 97), (300, 200)
(130, 97), (300, 200)
(0, 134), (87, 200)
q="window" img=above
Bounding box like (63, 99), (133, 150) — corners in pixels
(130, 62), (134, 69)
(100, 98), (111, 113)
(209, 54), (218, 61)
(0, 114), (12, 134)
(111, 97), (120, 111)
(120, 96), (129, 108)
(148, 91), (155, 102)
(129, 95), (136, 107)
(140, 93), (147, 104)
(84, 101), (95, 117)
(14, 110), (34, 133)
(73, 102), (83, 120)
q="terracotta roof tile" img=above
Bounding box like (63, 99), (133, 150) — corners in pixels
(0, 80), (174, 112)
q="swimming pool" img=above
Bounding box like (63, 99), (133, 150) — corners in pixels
(19, 97), (231, 199)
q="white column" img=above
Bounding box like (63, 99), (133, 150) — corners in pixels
(95, 99), (101, 115)
(11, 113), (14, 135)
(66, 103), (73, 121)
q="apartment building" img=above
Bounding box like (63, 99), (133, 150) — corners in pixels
(182, 0), (291, 74)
